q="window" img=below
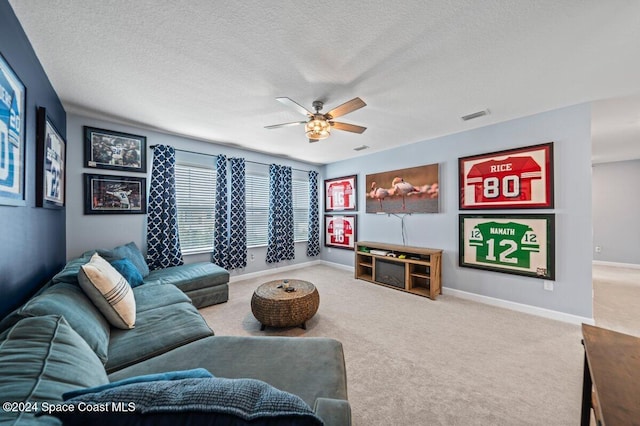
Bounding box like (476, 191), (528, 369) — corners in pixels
(245, 165), (310, 247)
(175, 163), (216, 254)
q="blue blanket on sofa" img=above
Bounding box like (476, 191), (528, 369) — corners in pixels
(46, 377), (324, 426)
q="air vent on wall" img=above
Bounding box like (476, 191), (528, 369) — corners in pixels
(353, 145), (369, 151)
(461, 109), (490, 121)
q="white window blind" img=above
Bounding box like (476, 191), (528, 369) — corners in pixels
(245, 165), (310, 247)
(292, 173), (309, 242)
(175, 163), (216, 254)
(245, 168), (269, 247)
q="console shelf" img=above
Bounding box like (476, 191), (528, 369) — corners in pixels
(354, 241), (443, 300)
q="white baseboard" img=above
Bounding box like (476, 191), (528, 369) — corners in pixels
(229, 260), (323, 283)
(443, 287), (594, 326)
(319, 260), (355, 272)
(592, 260), (640, 269)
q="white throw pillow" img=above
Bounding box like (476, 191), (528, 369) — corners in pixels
(78, 253), (136, 329)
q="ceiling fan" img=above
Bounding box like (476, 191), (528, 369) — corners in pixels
(265, 97), (367, 143)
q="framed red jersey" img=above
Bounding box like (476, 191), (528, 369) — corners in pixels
(459, 142), (554, 209)
(324, 175), (357, 211)
(324, 214), (357, 250)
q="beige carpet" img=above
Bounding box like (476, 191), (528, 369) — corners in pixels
(593, 264), (640, 337)
(199, 264), (590, 425)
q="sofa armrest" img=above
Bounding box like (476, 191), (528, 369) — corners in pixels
(314, 397), (351, 426)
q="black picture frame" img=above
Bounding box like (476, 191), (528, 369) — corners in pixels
(324, 214), (357, 250)
(84, 126), (146, 173)
(458, 142), (554, 210)
(324, 175), (357, 212)
(84, 173), (147, 215)
(0, 52), (27, 206)
(459, 213), (555, 280)
(36, 107), (66, 209)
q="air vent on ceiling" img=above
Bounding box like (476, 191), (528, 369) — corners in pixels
(353, 145), (369, 151)
(461, 109), (489, 121)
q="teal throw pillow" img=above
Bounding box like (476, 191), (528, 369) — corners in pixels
(110, 258), (145, 287)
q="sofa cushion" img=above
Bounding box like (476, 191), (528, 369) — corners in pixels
(78, 253), (136, 329)
(84, 242), (150, 278)
(50, 377), (322, 426)
(108, 336), (348, 410)
(0, 283), (111, 364)
(0, 315), (109, 425)
(105, 301), (214, 373)
(133, 281), (192, 312)
(51, 252), (95, 286)
(145, 262), (229, 293)
(110, 258), (144, 287)
(64, 368), (213, 399)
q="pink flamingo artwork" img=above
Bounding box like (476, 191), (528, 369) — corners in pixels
(369, 182), (389, 210)
(390, 177), (420, 210)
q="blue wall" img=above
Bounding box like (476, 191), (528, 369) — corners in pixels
(324, 104), (593, 319)
(0, 0), (67, 317)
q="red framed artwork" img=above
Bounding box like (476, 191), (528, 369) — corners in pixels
(324, 175), (357, 211)
(324, 214), (357, 250)
(459, 142), (554, 209)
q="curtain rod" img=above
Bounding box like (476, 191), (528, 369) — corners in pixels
(149, 145), (314, 174)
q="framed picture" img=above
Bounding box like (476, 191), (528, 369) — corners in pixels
(0, 52), (27, 206)
(324, 214), (357, 250)
(84, 173), (146, 214)
(84, 126), (146, 173)
(36, 107), (65, 208)
(366, 163), (439, 213)
(459, 142), (554, 209)
(325, 175), (357, 211)
(459, 214), (555, 280)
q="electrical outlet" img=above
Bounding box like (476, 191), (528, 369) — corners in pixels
(327, 248), (332, 253)
(595, 246), (602, 253)
(543, 281), (554, 291)
(250, 253), (255, 262)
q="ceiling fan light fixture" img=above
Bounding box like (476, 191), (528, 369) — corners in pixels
(305, 117), (331, 140)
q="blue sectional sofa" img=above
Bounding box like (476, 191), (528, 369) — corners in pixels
(0, 243), (351, 425)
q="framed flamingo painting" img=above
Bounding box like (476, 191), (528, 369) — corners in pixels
(365, 163), (439, 214)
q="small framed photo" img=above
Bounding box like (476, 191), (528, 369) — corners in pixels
(325, 175), (357, 211)
(36, 107), (65, 208)
(324, 214), (357, 250)
(459, 214), (555, 280)
(459, 142), (554, 209)
(84, 126), (146, 173)
(84, 173), (146, 215)
(0, 52), (27, 206)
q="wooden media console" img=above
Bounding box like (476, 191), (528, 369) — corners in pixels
(354, 241), (443, 300)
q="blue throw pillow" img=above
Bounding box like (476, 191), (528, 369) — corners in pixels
(63, 368), (213, 399)
(49, 377), (323, 426)
(109, 258), (145, 287)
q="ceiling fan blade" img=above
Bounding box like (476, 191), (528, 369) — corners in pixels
(276, 97), (313, 116)
(325, 97), (366, 119)
(330, 121), (367, 134)
(264, 121), (307, 129)
(309, 138), (320, 143)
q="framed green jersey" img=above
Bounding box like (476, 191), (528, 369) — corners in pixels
(459, 214), (555, 280)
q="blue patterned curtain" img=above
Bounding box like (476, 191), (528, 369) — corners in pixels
(212, 155), (229, 268)
(146, 145), (184, 270)
(228, 158), (246, 269)
(306, 170), (320, 257)
(266, 164), (294, 263)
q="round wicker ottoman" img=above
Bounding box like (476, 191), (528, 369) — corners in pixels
(251, 279), (320, 330)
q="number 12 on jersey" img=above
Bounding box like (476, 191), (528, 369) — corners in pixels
(459, 214), (555, 280)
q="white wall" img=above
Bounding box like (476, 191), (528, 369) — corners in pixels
(66, 113), (321, 277)
(323, 104), (593, 318)
(592, 159), (640, 265)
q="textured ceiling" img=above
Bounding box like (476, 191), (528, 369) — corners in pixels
(8, 0), (640, 164)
